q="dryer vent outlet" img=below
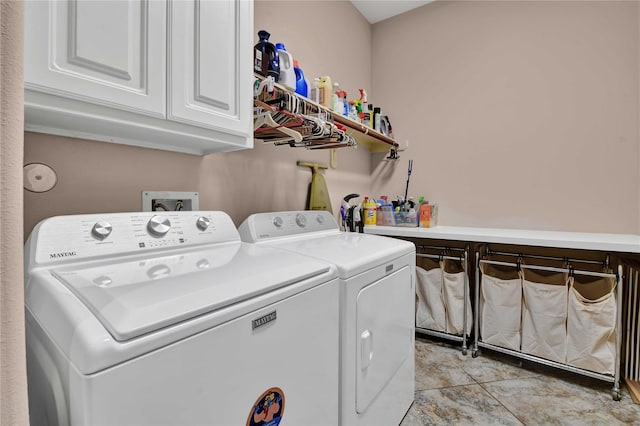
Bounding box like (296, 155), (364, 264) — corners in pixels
(142, 191), (199, 212)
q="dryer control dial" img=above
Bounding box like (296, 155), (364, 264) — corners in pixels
(196, 216), (211, 231)
(295, 213), (307, 228)
(273, 216), (283, 228)
(147, 215), (171, 237)
(91, 221), (112, 240)
(316, 214), (325, 224)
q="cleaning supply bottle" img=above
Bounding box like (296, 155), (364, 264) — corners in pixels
(321, 76), (333, 109)
(293, 59), (309, 97)
(363, 197), (377, 226)
(363, 104), (372, 128)
(332, 82), (343, 114)
(348, 101), (358, 121)
(254, 30), (279, 80)
(359, 89), (368, 124)
(341, 91), (349, 116)
(275, 43), (296, 91)
(311, 76), (332, 109)
(373, 107), (381, 132)
(310, 78), (320, 104)
(419, 196), (431, 228)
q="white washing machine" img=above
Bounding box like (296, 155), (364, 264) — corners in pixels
(24, 211), (340, 426)
(239, 211), (416, 426)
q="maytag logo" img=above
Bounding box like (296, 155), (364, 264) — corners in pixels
(252, 311), (276, 330)
(49, 251), (77, 259)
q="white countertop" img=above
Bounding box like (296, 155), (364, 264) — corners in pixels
(363, 225), (640, 253)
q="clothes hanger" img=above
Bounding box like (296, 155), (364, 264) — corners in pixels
(254, 108), (303, 143)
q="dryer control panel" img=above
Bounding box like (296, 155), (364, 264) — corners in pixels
(26, 211), (240, 267)
(238, 210), (340, 242)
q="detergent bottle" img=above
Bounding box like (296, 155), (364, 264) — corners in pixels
(254, 30), (279, 80)
(293, 59), (309, 97)
(275, 43), (296, 91)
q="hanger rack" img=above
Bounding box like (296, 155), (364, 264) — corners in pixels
(480, 259), (617, 279)
(254, 74), (398, 153)
(417, 245), (465, 263)
(485, 248), (610, 268)
(418, 245), (466, 254)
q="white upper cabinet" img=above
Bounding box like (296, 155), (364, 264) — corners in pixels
(169, 0), (252, 136)
(25, 0), (166, 116)
(24, 0), (253, 155)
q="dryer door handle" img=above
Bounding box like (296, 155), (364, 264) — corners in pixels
(360, 329), (373, 370)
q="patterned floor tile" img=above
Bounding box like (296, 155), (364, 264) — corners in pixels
(408, 337), (640, 425)
(482, 375), (640, 426)
(415, 338), (476, 391)
(400, 384), (524, 426)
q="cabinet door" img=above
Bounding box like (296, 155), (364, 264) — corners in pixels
(169, 0), (253, 137)
(24, 0), (166, 117)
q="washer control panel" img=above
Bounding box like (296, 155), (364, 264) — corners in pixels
(238, 210), (339, 242)
(29, 211), (239, 265)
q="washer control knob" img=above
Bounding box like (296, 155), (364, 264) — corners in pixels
(295, 213), (307, 228)
(91, 221), (112, 240)
(147, 215), (171, 237)
(196, 216), (211, 231)
(316, 214), (325, 224)
(273, 216), (283, 228)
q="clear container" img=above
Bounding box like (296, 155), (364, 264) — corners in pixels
(394, 210), (418, 227)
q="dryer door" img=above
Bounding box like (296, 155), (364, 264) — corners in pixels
(356, 265), (413, 413)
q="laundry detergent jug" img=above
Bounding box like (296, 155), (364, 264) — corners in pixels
(294, 60), (309, 97)
(275, 43), (296, 91)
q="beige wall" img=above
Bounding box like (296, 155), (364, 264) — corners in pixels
(23, 0), (640, 236)
(1, 0), (29, 423)
(24, 0), (372, 235)
(371, 0), (640, 233)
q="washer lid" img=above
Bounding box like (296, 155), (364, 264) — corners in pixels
(267, 233), (415, 278)
(51, 242), (332, 342)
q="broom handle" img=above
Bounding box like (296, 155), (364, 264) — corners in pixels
(404, 159), (413, 201)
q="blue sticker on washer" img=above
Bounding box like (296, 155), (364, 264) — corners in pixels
(246, 387), (285, 426)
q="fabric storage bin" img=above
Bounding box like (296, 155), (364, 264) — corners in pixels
(566, 273), (617, 375)
(415, 257), (446, 331)
(441, 259), (472, 335)
(480, 262), (522, 351)
(521, 268), (569, 363)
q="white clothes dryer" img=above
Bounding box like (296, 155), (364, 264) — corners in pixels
(239, 210), (416, 426)
(25, 211), (340, 426)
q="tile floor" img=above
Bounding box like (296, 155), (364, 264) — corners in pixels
(400, 336), (640, 425)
